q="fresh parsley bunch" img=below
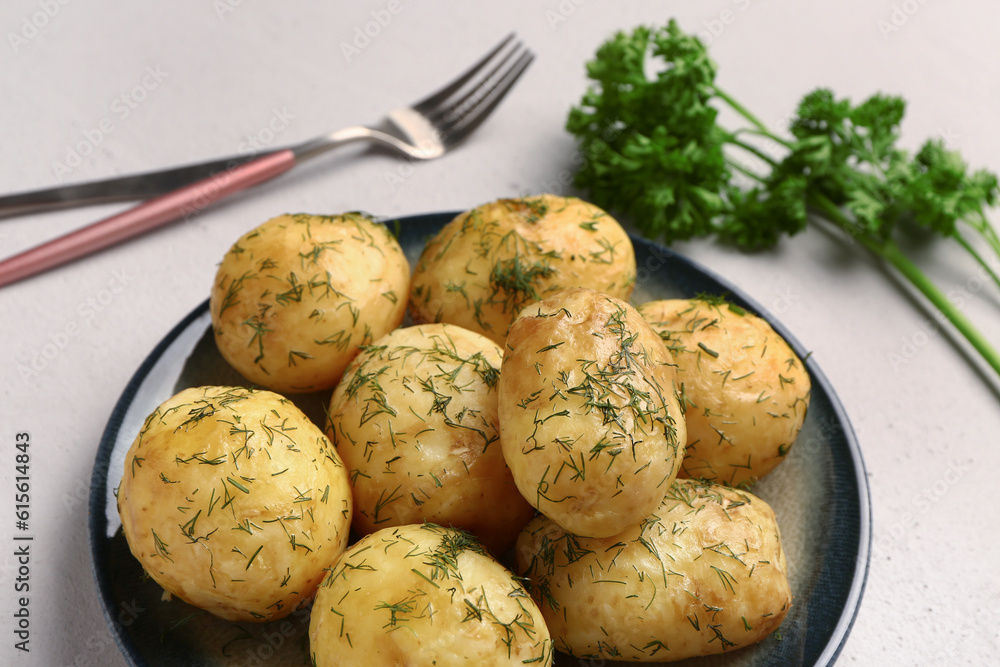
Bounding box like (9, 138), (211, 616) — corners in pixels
(567, 20), (1000, 378)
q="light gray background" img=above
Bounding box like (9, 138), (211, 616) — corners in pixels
(2, 1), (999, 665)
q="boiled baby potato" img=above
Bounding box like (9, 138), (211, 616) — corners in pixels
(516, 478), (792, 662)
(498, 287), (686, 538)
(309, 523), (554, 667)
(210, 212), (410, 394)
(326, 323), (535, 555)
(116, 385), (353, 622)
(409, 194), (636, 345)
(638, 297), (811, 486)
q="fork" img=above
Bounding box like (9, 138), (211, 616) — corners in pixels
(0, 34), (533, 288)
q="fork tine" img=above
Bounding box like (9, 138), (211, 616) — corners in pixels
(435, 48), (534, 147)
(412, 33), (517, 113)
(421, 39), (525, 123)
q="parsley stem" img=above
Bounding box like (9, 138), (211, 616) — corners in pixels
(810, 191), (1000, 378)
(728, 159), (768, 183)
(968, 214), (1000, 260)
(713, 86), (792, 149)
(880, 241), (1000, 377)
(726, 136), (779, 170)
(730, 127), (789, 153)
(712, 87), (766, 133)
(953, 231), (1000, 293)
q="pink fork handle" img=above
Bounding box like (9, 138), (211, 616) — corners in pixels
(0, 149), (297, 288)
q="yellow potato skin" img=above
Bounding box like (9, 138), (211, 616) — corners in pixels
(326, 323), (535, 555)
(498, 287), (686, 538)
(409, 194), (637, 345)
(309, 523), (554, 667)
(117, 386), (353, 622)
(638, 298), (811, 486)
(515, 479), (792, 662)
(210, 212), (410, 393)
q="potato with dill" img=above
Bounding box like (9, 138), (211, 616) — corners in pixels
(638, 297), (811, 486)
(498, 287), (686, 538)
(515, 478), (792, 662)
(409, 194), (636, 345)
(210, 212), (409, 394)
(116, 385), (353, 622)
(326, 323), (535, 555)
(309, 523), (554, 666)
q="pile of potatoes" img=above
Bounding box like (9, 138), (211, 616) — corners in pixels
(116, 194), (811, 665)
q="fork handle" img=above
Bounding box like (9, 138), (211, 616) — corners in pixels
(0, 149), (296, 288)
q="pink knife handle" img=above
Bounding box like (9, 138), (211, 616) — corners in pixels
(0, 149), (297, 288)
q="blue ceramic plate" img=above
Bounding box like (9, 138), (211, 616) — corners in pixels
(89, 211), (871, 666)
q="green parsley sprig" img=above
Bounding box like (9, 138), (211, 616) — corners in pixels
(567, 20), (1000, 379)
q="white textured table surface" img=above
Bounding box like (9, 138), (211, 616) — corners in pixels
(2, 2), (999, 665)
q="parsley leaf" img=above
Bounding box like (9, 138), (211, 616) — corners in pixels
(567, 20), (1000, 380)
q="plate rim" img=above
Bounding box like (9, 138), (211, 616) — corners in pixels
(629, 221), (872, 666)
(88, 298), (211, 664)
(87, 210), (871, 667)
